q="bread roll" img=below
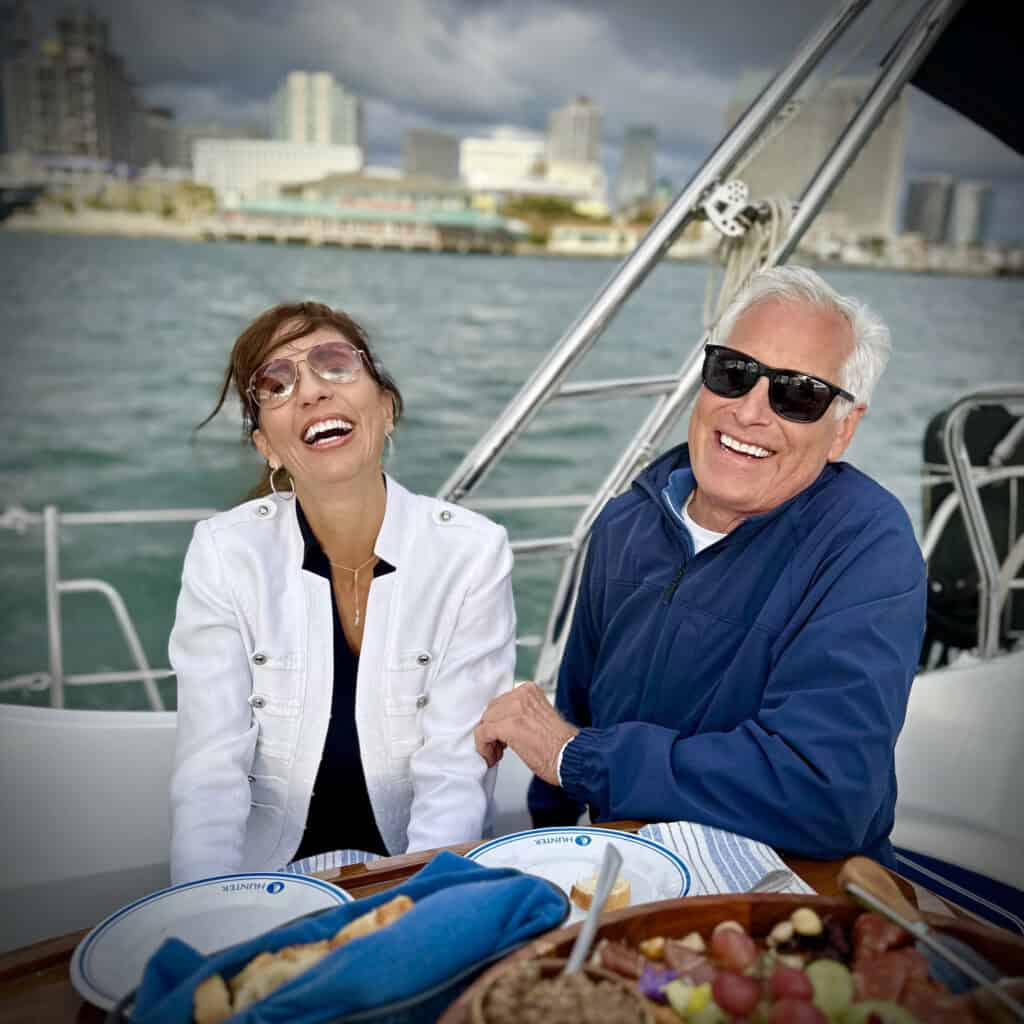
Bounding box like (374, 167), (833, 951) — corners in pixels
(192, 893), (415, 1022)
(570, 873), (631, 912)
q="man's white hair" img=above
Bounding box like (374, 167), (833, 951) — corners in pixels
(708, 265), (892, 416)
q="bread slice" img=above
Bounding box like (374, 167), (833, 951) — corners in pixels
(570, 873), (631, 912)
(192, 893), (415, 1021)
(330, 893), (414, 947)
(193, 973), (233, 1024)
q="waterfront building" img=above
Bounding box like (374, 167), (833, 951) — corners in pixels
(192, 139), (362, 204)
(546, 159), (608, 206)
(903, 175), (954, 244)
(725, 76), (905, 240)
(1, 7), (137, 163)
(176, 121), (264, 172)
(617, 124), (656, 208)
(947, 181), (992, 246)
(209, 194), (524, 254)
(547, 96), (601, 165)
(402, 129), (459, 180)
(459, 129), (546, 191)
(285, 171), (473, 212)
(271, 71), (364, 149)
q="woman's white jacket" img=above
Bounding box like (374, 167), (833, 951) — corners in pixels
(168, 475), (516, 885)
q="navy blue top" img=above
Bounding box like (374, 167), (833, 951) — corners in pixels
(292, 502), (393, 861)
(529, 444), (927, 868)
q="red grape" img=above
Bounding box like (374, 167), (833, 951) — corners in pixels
(710, 926), (759, 970)
(712, 970), (761, 1016)
(770, 963), (814, 1001)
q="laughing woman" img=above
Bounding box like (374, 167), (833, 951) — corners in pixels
(168, 302), (516, 885)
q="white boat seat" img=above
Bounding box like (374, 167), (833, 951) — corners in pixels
(0, 705), (176, 953)
(894, 649), (1024, 894)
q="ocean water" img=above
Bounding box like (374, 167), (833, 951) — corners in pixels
(1, 232), (1022, 708)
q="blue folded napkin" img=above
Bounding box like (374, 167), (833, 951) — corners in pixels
(132, 851), (568, 1023)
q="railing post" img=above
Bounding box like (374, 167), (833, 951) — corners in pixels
(42, 505), (64, 708)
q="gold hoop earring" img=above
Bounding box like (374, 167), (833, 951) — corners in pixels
(268, 464), (295, 500)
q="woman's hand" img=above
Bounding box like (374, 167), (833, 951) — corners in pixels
(474, 682), (579, 786)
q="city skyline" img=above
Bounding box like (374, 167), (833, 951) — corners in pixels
(13, 0), (1024, 240)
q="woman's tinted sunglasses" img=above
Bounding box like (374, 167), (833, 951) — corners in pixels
(248, 342), (367, 409)
(702, 344), (856, 423)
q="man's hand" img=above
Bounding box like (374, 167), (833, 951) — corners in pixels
(474, 682), (579, 785)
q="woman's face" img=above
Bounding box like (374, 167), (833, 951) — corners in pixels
(251, 324), (394, 499)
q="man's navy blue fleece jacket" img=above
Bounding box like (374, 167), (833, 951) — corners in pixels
(528, 444), (926, 867)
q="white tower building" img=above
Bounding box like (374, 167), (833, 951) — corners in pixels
(272, 71), (364, 150)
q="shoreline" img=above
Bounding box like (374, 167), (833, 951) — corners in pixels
(3, 210), (1020, 277)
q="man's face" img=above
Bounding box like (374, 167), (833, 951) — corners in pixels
(687, 298), (865, 533)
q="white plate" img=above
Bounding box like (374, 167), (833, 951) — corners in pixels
(467, 828), (691, 923)
(70, 872), (352, 1010)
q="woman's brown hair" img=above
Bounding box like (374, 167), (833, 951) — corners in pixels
(198, 302), (404, 498)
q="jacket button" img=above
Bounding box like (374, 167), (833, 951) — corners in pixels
(256, 503), (271, 517)
(416, 694), (429, 709)
(252, 652), (267, 666)
(439, 509), (453, 522)
(416, 652), (431, 666)
(247, 774), (255, 783)
(249, 694), (266, 709)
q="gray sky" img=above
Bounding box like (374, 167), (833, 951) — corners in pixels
(29, 0), (1024, 239)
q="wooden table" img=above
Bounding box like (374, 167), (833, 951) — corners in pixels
(0, 825), (916, 1024)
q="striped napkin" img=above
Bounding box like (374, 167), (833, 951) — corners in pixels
(639, 821), (816, 896)
(284, 848), (383, 875)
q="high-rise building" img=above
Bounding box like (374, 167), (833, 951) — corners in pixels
(903, 175), (954, 243)
(547, 96), (600, 165)
(0, 0), (34, 151)
(271, 71), (364, 149)
(1, 6), (138, 163)
(402, 129), (458, 180)
(459, 129), (546, 190)
(136, 107), (180, 168)
(724, 76), (906, 239)
(617, 124), (656, 208)
(947, 181), (991, 246)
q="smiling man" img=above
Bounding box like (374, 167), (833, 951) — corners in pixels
(475, 266), (927, 868)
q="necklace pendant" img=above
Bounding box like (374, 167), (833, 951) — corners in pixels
(354, 607), (361, 627)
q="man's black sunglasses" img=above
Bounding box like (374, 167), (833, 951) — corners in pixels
(702, 344), (856, 423)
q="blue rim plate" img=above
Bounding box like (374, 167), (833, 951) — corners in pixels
(467, 827), (691, 919)
(71, 872), (352, 1010)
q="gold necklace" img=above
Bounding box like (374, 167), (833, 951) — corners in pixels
(328, 552), (377, 626)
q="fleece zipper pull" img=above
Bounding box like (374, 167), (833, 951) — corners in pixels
(663, 564), (687, 604)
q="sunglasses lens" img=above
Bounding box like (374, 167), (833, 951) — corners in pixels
(770, 374), (832, 422)
(251, 359), (296, 405)
(308, 342), (362, 383)
(704, 348), (757, 398)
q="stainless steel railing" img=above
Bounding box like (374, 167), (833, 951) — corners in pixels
(939, 388), (1024, 656)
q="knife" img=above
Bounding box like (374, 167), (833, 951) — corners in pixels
(839, 857), (1023, 1020)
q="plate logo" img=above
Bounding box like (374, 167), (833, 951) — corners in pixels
(574, 835), (592, 846)
(219, 879), (287, 894)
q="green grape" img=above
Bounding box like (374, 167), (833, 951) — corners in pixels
(688, 1001), (730, 1024)
(805, 959), (854, 1017)
(663, 979), (694, 1018)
